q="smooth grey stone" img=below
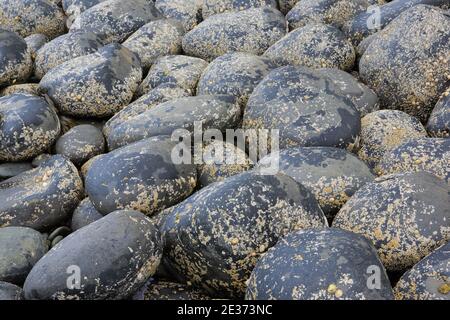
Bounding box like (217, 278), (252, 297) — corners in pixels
(334, 172), (450, 271)
(70, 198), (103, 231)
(246, 228), (394, 300)
(23, 210), (162, 300)
(0, 227), (48, 284)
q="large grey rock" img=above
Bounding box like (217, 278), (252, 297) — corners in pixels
(23, 210), (162, 300)
(0, 93), (60, 162)
(85, 136), (197, 216)
(333, 172), (450, 271)
(161, 170), (328, 298)
(182, 7), (287, 61)
(69, 0), (163, 44)
(359, 5), (450, 122)
(246, 228), (394, 300)
(0, 155), (84, 231)
(39, 43), (142, 118)
(0, 30), (32, 87)
(0, 227), (48, 284)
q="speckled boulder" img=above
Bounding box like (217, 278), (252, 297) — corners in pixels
(358, 110), (428, 169)
(246, 228), (394, 300)
(69, 0), (163, 44)
(104, 83), (190, 137)
(182, 7), (287, 61)
(258, 147), (374, 219)
(85, 136), (197, 215)
(23, 210), (162, 300)
(202, 0), (278, 19)
(0, 93), (60, 162)
(376, 138), (450, 184)
(394, 242), (450, 300)
(24, 34), (48, 59)
(161, 170), (328, 298)
(286, 0), (370, 30)
(316, 68), (379, 116)
(195, 140), (253, 187)
(0, 30), (32, 87)
(0, 227), (48, 284)
(197, 52), (276, 105)
(70, 198), (103, 231)
(62, 0), (107, 27)
(278, 0), (300, 14)
(427, 90), (450, 138)
(333, 172), (450, 271)
(0, 282), (24, 300)
(264, 23), (355, 71)
(123, 19), (184, 70)
(55, 124), (105, 166)
(137, 55), (208, 96)
(344, 0), (450, 45)
(107, 94), (240, 150)
(0, 162), (33, 181)
(34, 31), (105, 80)
(0, 83), (39, 96)
(39, 43), (142, 118)
(0, 155), (84, 231)
(0, 0), (66, 39)
(359, 5), (450, 122)
(155, 0), (203, 32)
(243, 66), (361, 150)
(133, 280), (211, 300)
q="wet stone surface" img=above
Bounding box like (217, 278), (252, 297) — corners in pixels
(376, 137), (450, 184)
(34, 31), (105, 80)
(394, 242), (450, 300)
(358, 110), (428, 169)
(359, 5), (450, 123)
(0, 29), (33, 87)
(0, 155), (84, 231)
(0, 93), (60, 162)
(264, 22), (355, 71)
(0, 0), (66, 39)
(23, 210), (162, 300)
(246, 228), (394, 300)
(39, 43), (142, 118)
(182, 7), (287, 61)
(55, 124), (105, 166)
(0, 281), (24, 300)
(0, 226), (48, 284)
(201, 0), (278, 19)
(155, 0), (203, 32)
(427, 89), (450, 138)
(160, 170), (328, 299)
(70, 198), (103, 231)
(106, 94), (241, 150)
(85, 136), (197, 216)
(69, 0), (163, 44)
(123, 19), (184, 70)
(258, 146), (374, 219)
(137, 55), (208, 97)
(243, 66), (361, 150)
(333, 171), (450, 271)
(197, 52), (276, 106)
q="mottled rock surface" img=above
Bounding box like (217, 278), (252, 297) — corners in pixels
(23, 210), (162, 300)
(0, 155), (84, 231)
(334, 172), (450, 271)
(427, 89), (450, 138)
(70, 198), (103, 231)
(0, 30), (32, 87)
(182, 7), (287, 61)
(0, 93), (60, 162)
(85, 136), (197, 215)
(0, 227), (48, 284)
(39, 43), (142, 118)
(246, 228), (394, 300)
(161, 170), (327, 298)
